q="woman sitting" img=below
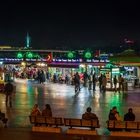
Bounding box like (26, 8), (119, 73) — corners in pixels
(31, 104), (41, 116)
(42, 104), (52, 117)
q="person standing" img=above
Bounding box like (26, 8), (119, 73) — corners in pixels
(102, 74), (107, 93)
(118, 75), (124, 93)
(83, 71), (88, 87)
(98, 74), (103, 92)
(74, 72), (80, 92)
(92, 73), (97, 91)
(88, 72), (92, 90)
(113, 75), (118, 92)
(4, 81), (14, 107)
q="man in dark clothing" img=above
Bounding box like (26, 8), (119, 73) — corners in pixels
(98, 74), (103, 92)
(4, 81), (14, 107)
(124, 108), (135, 121)
(74, 72), (80, 92)
(92, 73), (97, 91)
(82, 107), (98, 120)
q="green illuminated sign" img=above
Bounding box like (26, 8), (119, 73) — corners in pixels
(26, 52), (33, 59)
(84, 51), (92, 59)
(17, 52), (23, 59)
(67, 51), (74, 59)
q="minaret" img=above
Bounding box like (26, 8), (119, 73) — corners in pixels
(25, 32), (31, 49)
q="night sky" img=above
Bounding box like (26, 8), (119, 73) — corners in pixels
(0, 1), (140, 52)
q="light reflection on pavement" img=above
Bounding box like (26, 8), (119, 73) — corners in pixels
(0, 79), (140, 128)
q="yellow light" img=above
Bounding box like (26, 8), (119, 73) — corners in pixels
(21, 62), (26, 66)
(80, 64), (85, 68)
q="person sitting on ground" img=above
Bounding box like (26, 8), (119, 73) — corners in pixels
(0, 110), (8, 127)
(31, 104), (41, 116)
(82, 107), (98, 120)
(42, 104), (52, 117)
(124, 108), (135, 121)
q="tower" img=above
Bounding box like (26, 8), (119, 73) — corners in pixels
(25, 33), (31, 49)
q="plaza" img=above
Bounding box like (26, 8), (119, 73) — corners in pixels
(0, 79), (140, 129)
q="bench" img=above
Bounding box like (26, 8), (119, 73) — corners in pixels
(107, 120), (140, 132)
(64, 118), (99, 135)
(29, 116), (63, 126)
(29, 116), (63, 133)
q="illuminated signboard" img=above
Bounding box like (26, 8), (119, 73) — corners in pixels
(0, 58), (110, 63)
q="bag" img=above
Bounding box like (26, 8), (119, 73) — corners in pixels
(96, 127), (110, 136)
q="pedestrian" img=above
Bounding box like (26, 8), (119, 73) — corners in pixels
(124, 108), (135, 121)
(98, 74), (103, 92)
(74, 72), (80, 92)
(88, 72), (92, 90)
(92, 73), (97, 91)
(102, 74), (107, 93)
(113, 75), (117, 92)
(31, 104), (41, 116)
(83, 71), (88, 87)
(42, 104), (52, 117)
(82, 107), (98, 120)
(4, 81), (14, 107)
(118, 75), (124, 93)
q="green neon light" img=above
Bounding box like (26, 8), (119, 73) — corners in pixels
(17, 52), (23, 59)
(26, 52), (33, 59)
(85, 51), (92, 59)
(67, 52), (74, 59)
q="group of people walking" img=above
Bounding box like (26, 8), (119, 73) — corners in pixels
(73, 71), (126, 93)
(73, 72), (107, 93)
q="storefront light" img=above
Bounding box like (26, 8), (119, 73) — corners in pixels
(40, 63), (45, 67)
(21, 62), (26, 66)
(0, 61), (3, 65)
(37, 63), (46, 67)
(80, 64), (85, 68)
(88, 65), (92, 68)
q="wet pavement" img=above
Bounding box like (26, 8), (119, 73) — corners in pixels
(0, 79), (140, 128)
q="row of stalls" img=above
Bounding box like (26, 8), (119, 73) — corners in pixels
(0, 49), (140, 87)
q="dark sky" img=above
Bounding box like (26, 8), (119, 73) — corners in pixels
(0, 1), (140, 52)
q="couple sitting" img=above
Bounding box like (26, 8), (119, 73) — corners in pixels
(109, 106), (135, 121)
(31, 104), (52, 117)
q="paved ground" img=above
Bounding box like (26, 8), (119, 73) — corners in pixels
(0, 79), (140, 128)
(1, 128), (140, 140)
